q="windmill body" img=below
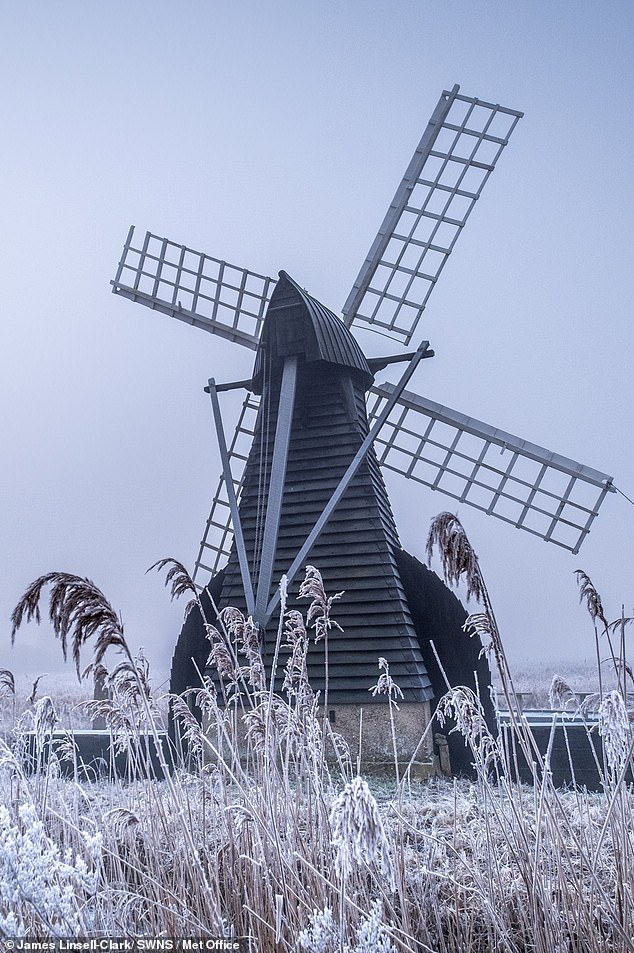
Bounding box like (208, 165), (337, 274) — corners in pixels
(218, 272), (432, 705)
(112, 85), (616, 770)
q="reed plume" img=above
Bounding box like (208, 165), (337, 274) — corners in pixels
(0, 670), (15, 698)
(329, 774), (395, 903)
(426, 513), (504, 672)
(426, 511), (484, 603)
(575, 569), (627, 697)
(426, 512), (531, 767)
(575, 569), (608, 630)
(298, 565), (343, 643)
(11, 572), (129, 679)
(148, 557), (199, 617)
(548, 675), (577, 711)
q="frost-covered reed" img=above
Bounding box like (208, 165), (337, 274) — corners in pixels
(1, 535), (633, 951)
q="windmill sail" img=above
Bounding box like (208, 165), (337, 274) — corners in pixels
(343, 86), (522, 346)
(111, 226), (275, 349)
(368, 382), (614, 553)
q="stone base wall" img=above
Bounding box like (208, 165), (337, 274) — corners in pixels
(199, 700), (433, 771)
(324, 701), (432, 765)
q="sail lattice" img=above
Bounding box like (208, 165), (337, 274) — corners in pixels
(368, 383), (614, 553)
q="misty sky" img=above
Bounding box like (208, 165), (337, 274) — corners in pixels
(1, 1), (633, 687)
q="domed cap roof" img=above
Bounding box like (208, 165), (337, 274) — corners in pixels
(251, 272), (372, 392)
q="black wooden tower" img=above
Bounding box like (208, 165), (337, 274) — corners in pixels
(216, 271), (432, 704)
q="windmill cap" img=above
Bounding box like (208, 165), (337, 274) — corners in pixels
(251, 271), (373, 392)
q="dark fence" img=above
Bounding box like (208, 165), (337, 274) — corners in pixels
(17, 730), (175, 781)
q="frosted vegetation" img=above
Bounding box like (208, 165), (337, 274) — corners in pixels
(1, 515), (633, 951)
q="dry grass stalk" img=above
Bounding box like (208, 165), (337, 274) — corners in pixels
(576, 570), (633, 713)
(436, 686), (500, 774)
(598, 690), (631, 779)
(27, 674), (47, 706)
(0, 670), (17, 730)
(370, 658), (404, 783)
(426, 513), (536, 772)
(298, 565), (343, 728)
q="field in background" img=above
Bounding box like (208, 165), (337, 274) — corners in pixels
(0, 656), (604, 730)
(492, 656), (603, 708)
(0, 670), (171, 732)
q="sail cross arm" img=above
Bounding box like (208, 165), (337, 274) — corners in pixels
(368, 382), (614, 554)
(192, 391), (261, 585)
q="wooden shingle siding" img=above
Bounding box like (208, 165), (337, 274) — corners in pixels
(217, 275), (432, 704)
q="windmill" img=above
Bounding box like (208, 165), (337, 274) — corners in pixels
(111, 85), (614, 766)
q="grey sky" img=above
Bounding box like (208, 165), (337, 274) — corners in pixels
(1, 1), (633, 684)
